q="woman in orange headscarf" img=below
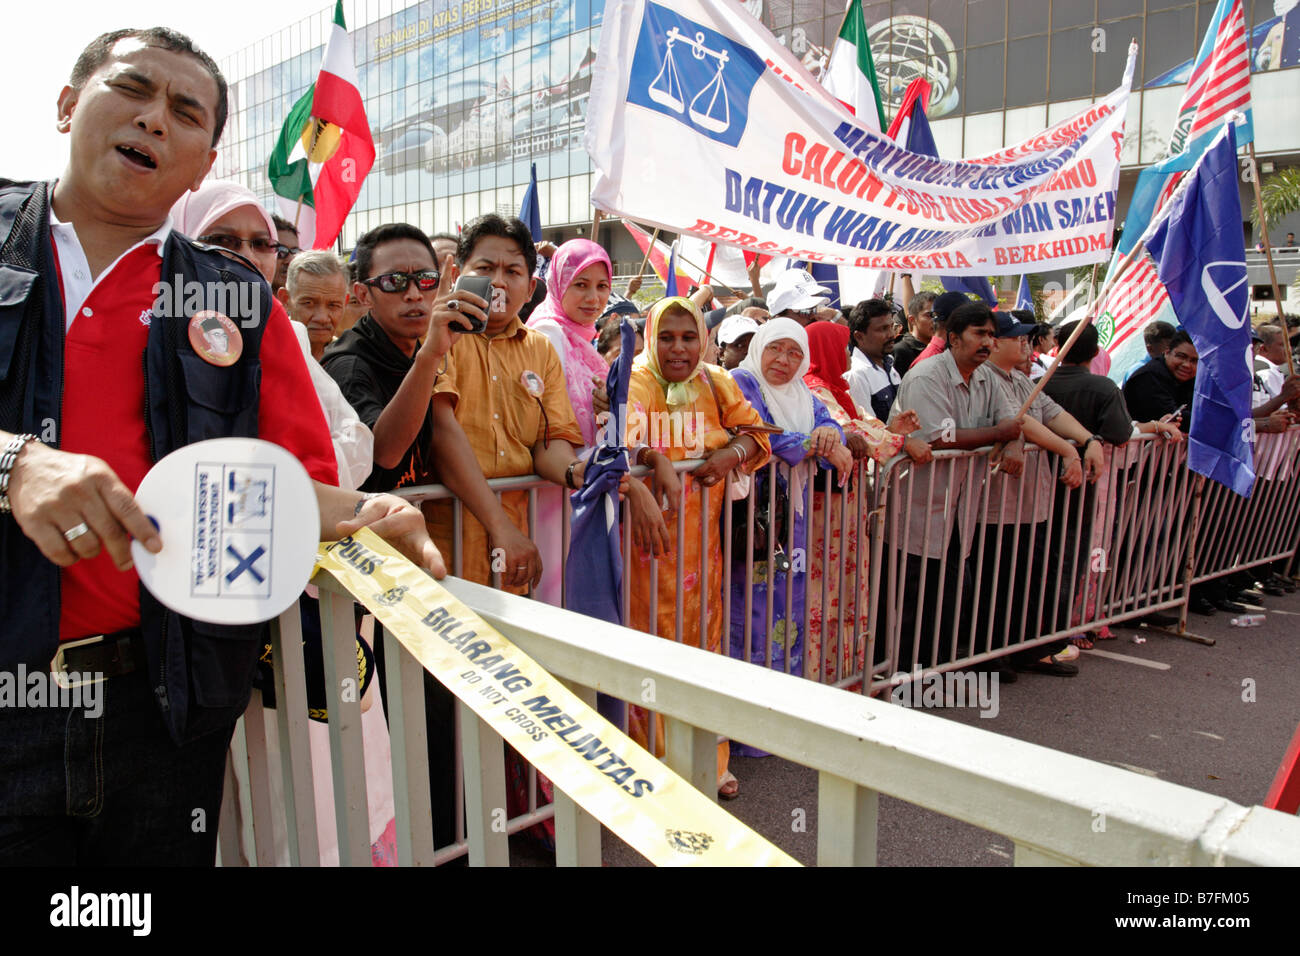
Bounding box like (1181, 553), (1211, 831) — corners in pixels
(624, 296), (770, 798)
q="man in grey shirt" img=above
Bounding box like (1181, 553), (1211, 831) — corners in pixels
(883, 303), (1022, 672)
(979, 311), (1103, 677)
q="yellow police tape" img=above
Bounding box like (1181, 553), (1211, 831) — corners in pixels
(315, 529), (799, 867)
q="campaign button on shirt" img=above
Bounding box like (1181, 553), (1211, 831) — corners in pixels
(189, 311), (243, 366)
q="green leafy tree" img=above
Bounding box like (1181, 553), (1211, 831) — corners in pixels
(1252, 168), (1300, 231)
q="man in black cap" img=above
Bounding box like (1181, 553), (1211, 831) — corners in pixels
(979, 311), (1104, 677)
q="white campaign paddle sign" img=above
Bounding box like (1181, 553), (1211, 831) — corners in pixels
(131, 438), (320, 625)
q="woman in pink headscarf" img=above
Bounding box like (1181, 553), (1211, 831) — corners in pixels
(526, 238), (613, 446)
(171, 181), (394, 866)
(524, 239), (613, 606)
(171, 180), (282, 284)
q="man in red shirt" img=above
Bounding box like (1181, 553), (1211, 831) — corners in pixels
(0, 28), (443, 865)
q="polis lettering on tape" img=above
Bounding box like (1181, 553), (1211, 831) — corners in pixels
(314, 529), (798, 867)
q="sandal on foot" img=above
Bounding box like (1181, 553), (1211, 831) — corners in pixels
(718, 771), (740, 800)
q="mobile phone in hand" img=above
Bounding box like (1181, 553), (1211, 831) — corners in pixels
(450, 275), (492, 333)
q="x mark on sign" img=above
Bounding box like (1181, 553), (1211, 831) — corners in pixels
(225, 544), (267, 585)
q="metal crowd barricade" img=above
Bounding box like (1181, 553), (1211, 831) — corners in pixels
(865, 435), (1192, 690)
(217, 558), (1300, 867)
(389, 426), (1300, 702)
(215, 428), (1300, 866)
(1191, 427), (1300, 584)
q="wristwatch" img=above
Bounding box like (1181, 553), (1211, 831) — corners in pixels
(565, 459), (582, 489)
(1081, 435), (1102, 456)
(0, 433), (39, 514)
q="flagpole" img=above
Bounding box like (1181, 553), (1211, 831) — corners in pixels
(633, 228), (659, 279)
(1086, 261), (1100, 306)
(672, 249), (746, 299)
(1010, 240), (1149, 420)
(294, 116), (323, 233)
(625, 226), (659, 297)
(1245, 141), (1295, 375)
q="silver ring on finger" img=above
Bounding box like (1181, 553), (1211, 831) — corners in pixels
(63, 521), (91, 543)
(448, 299), (460, 311)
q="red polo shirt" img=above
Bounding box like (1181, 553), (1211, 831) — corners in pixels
(912, 333), (946, 368)
(56, 236), (337, 640)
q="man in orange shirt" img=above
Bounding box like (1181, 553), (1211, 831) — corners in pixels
(428, 215), (587, 593)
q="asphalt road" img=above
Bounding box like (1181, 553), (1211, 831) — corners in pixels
(585, 585), (1300, 867)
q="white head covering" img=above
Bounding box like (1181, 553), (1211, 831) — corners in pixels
(739, 317), (814, 435)
(767, 268), (831, 315)
(170, 180), (278, 240)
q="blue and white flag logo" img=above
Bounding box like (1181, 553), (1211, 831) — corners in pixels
(1200, 260), (1248, 330)
(627, 1), (764, 147)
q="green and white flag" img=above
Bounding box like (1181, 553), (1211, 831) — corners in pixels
(267, 0), (374, 249)
(821, 0), (886, 131)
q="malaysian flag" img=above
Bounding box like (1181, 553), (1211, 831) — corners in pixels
(1096, 254), (1173, 376)
(1107, 0), (1253, 380)
(1167, 0), (1252, 155)
(1115, 0), (1253, 262)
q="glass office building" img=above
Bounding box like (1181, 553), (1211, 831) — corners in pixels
(215, 0), (1300, 268)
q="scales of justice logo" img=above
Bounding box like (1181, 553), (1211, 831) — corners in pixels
(627, 1), (766, 147)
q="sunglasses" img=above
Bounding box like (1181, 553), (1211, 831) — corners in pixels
(363, 270), (440, 294)
(276, 243), (301, 260)
(198, 234), (279, 255)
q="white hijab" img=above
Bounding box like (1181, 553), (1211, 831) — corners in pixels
(739, 318), (815, 435)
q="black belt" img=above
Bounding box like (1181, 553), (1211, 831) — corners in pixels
(51, 629), (148, 687)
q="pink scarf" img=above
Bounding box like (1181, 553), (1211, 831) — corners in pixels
(526, 239), (611, 446)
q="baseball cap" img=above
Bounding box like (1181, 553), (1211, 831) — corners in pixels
(993, 311), (1037, 338)
(932, 291), (971, 326)
(602, 294), (640, 318)
(717, 315), (760, 346)
(767, 268), (831, 316)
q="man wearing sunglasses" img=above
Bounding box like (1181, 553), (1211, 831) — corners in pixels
(322, 223), (541, 579)
(271, 213), (300, 293)
(323, 222), (543, 852)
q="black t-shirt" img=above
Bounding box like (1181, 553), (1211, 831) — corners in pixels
(1043, 364), (1134, 445)
(322, 313), (435, 492)
(893, 333), (927, 377)
(1122, 355), (1194, 432)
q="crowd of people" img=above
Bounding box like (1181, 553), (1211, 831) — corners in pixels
(3, 27), (1297, 864)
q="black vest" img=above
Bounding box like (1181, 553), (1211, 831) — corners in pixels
(0, 180), (274, 743)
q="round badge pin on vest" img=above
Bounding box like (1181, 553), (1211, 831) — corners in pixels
(130, 438), (320, 625)
(188, 310), (243, 366)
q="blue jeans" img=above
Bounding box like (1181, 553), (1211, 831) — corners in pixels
(0, 665), (234, 866)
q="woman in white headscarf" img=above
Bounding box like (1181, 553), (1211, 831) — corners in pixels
(727, 319), (851, 701)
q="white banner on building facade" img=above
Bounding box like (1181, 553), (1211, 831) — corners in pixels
(587, 0), (1138, 277)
